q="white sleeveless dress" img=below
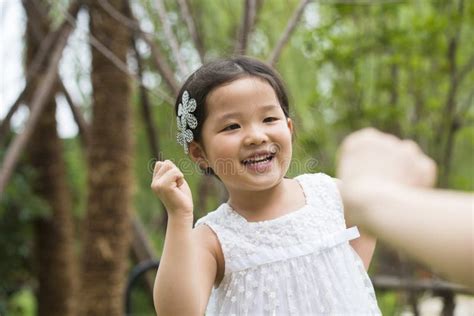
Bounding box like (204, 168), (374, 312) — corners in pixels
(195, 173), (381, 315)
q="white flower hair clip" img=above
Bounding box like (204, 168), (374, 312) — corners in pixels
(176, 90), (198, 154)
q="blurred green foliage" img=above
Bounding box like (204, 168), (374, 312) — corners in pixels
(0, 149), (49, 315)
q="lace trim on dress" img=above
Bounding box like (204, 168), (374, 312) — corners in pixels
(226, 226), (360, 274)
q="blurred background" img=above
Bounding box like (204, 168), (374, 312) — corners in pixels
(0, 0), (473, 315)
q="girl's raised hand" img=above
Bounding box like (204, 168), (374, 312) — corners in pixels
(151, 160), (193, 220)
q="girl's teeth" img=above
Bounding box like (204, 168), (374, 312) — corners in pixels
(244, 155), (272, 164)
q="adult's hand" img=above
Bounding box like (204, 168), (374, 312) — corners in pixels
(337, 128), (437, 188)
(336, 129), (473, 288)
(337, 128), (437, 226)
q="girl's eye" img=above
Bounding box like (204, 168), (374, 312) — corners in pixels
(222, 124), (240, 131)
(263, 117), (278, 123)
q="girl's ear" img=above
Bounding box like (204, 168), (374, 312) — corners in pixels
(287, 117), (294, 134)
(188, 141), (209, 169)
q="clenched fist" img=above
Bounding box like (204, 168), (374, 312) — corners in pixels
(151, 160), (193, 220)
(337, 128), (437, 188)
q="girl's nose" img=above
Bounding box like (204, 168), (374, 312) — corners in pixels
(243, 125), (269, 146)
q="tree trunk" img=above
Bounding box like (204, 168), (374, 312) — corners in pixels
(80, 0), (133, 314)
(23, 1), (78, 315)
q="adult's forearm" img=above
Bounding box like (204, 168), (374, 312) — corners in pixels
(153, 216), (201, 315)
(352, 184), (474, 288)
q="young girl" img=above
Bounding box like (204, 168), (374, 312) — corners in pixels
(152, 56), (381, 315)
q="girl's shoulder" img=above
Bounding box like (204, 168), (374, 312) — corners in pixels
(295, 172), (339, 195)
(194, 203), (229, 228)
(295, 172), (344, 212)
(295, 171), (335, 183)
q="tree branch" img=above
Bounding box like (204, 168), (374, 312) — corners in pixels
(142, 34), (181, 97)
(154, 0), (190, 76)
(455, 88), (474, 127)
(132, 36), (171, 232)
(268, 0), (311, 66)
(0, 88), (27, 145)
(457, 54), (474, 84)
(57, 80), (90, 148)
(23, 10), (59, 82)
(177, 0), (205, 61)
(0, 1), (80, 196)
(130, 215), (158, 298)
(0, 9), (66, 145)
(95, 0), (179, 98)
(133, 38), (161, 158)
(234, 0), (257, 55)
(97, 0), (141, 33)
(437, 0), (465, 187)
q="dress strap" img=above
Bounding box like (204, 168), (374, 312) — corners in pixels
(297, 173), (344, 214)
(225, 226), (360, 274)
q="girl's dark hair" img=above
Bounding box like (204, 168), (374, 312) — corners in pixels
(174, 56), (292, 175)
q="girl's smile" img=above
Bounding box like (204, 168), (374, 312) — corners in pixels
(242, 150), (275, 173)
(190, 76), (294, 194)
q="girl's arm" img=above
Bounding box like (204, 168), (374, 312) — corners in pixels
(348, 228), (376, 271)
(336, 180), (377, 270)
(151, 160), (216, 315)
(153, 218), (217, 315)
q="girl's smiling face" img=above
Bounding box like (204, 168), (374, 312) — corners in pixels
(189, 76), (294, 192)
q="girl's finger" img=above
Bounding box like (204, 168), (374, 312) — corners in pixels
(153, 160), (174, 179)
(159, 168), (184, 189)
(153, 161), (163, 176)
(176, 175), (184, 187)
